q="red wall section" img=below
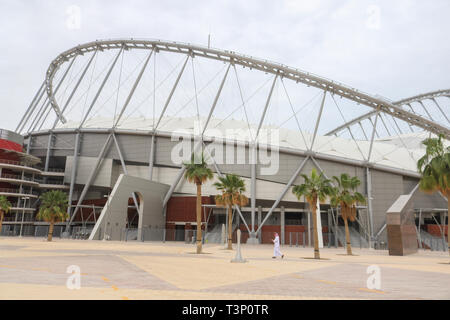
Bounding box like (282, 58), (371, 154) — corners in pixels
(0, 139), (23, 153)
(0, 150), (21, 162)
(166, 196), (214, 223)
(426, 224), (448, 237)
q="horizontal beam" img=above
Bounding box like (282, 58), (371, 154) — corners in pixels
(25, 128), (423, 178)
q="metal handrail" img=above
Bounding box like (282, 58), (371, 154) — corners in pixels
(0, 188), (39, 196)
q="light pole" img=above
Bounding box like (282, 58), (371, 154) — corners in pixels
(19, 196), (30, 237)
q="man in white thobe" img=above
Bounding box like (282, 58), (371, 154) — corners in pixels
(272, 232), (284, 259)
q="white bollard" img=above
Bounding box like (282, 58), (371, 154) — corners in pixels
(231, 229), (247, 263)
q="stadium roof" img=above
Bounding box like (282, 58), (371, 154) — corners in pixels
(56, 116), (446, 173)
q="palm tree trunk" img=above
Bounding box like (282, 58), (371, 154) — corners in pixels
(227, 205), (233, 250)
(196, 183), (202, 254)
(47, 218), (54, 242)
(311, 199), (320, 259)
(0, 211), (4, 236)
(343, 214), (352, 255)
(447, 196), (449, 258)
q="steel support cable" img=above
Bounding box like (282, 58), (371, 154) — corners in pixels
(213, 68), (272, 137)
(375, 115), (418, 163)
(26, 96), (49, 133)
(368, 117), (380, 139)
(113, 50), (125, 126)
(278, 78), (309, 149)
(156, 63), (227, 130)
(379, 114), (392, 136)
(80, 51), (99, 122)
(153, 52), (156, 128)
(16, 81), (45, 133)
(119, 55), (185, 124)
(52, 51), (99, 130)
(114, 49), (154, 128)
(307, 97), (348, 153)
(58, 53), (101, 119)
(275, 90), (322, 129)
(66, 50), (127, 120)
(88, 51), (150, 124)
(330, 93), (367, 160)
(233, 64), (254, 141)
(89, 52), (156, 122)
(430, 98), (449, 124)
(191, 56), (200, 121)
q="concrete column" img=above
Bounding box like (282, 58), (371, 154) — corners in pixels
(280, 206), (285, 245)
(258, 206), (262, 243)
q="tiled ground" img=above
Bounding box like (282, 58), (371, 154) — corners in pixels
(0, 237), (448, 300)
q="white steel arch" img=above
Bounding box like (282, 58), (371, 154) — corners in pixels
(34, 38), (449, 139)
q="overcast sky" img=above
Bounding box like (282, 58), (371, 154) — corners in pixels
(0, 0), (449, 132)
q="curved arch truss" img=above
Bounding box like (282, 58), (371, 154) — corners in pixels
(326, 89), (450, 137)
(16, 38), (450, 140)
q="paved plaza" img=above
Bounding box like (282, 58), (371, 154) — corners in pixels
(0, 237), (449, 300)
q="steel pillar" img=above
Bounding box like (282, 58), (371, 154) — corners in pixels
(114, 49), (154, 127)
(67, 132), (81, 220)
(68, 134), (113, 227)
(256, 156), (309, 234)
(154, 55), (190, 131)
(310, 90), (327, 151)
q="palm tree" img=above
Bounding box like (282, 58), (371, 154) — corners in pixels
(330, 173), (366, 255)
(417, 134), (449, 257)
(184, 152), (214, 254)
(37, 190), (69, 242)
(293, 168), (333, 259)
(214, 174), (248, 250)
(0, 196), (12, 236)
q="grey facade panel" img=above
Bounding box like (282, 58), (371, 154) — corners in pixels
(258, 153), (306, 184)
(65, 155), (113, 188)
(31, 134), (50, 149)
(371, 169), (404, 233)
(106, 134), (151, 163)
(53, 133), (76, 149)
(155, 136), (188, 167)
(79, 133), (112, 158)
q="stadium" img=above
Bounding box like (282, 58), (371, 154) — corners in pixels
(1, 39), (448, 249)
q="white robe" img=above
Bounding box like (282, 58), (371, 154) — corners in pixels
(273, 235), (282, 257)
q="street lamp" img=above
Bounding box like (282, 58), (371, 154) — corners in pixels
(19, 196), (30, 237)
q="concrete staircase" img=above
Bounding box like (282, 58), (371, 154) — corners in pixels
(419, 229), (447, 252)
(205, 222), (239, 244)
(205, 224), (223, 243)
(335, 225), (369, 248)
